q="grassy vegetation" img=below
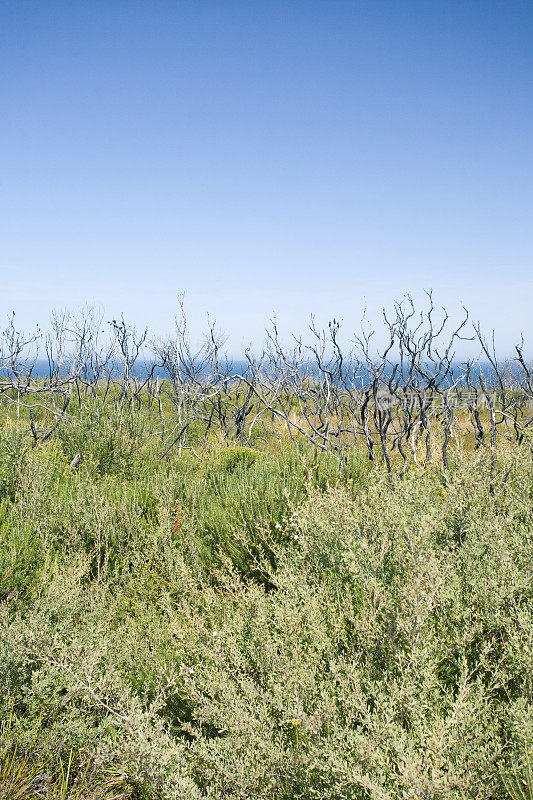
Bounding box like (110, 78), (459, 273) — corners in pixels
(1, 399), (532, 799)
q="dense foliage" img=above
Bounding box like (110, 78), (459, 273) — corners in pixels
(0, 402), (532, 800)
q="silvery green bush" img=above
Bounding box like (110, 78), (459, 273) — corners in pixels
(0, 427), (532, 798)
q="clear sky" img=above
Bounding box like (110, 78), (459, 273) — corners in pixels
(1, 0), (532, 355)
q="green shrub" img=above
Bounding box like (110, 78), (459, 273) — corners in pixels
(209, 445), (260, 474)
(55, 406), (146, 478)
(1, 421), (532, 798)
(0, 424), (28, 502)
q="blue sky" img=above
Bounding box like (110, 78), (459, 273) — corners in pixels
(1, 0), (532, 355)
